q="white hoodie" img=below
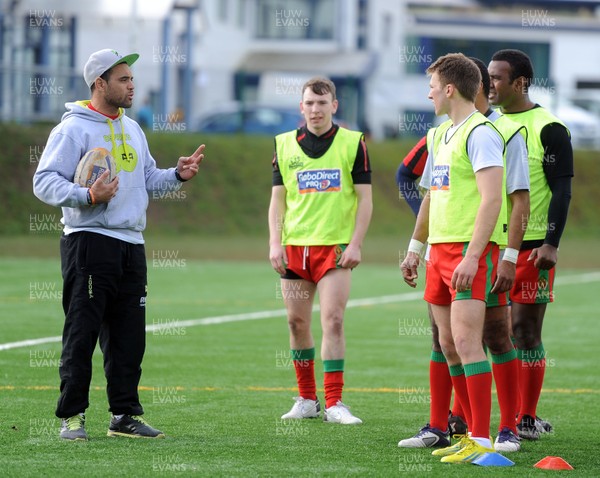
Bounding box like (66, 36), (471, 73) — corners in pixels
(33, 101), (182, 244)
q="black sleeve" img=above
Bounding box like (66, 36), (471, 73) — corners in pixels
(351, 135), (372, 184)
(540, 123), (574, 247)
(272, 138), (284, 186)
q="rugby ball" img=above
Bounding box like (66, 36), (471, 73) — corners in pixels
(74, 147), (117, 188)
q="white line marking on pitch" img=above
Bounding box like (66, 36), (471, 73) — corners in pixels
(0, 291), (422, 351)
(1, 271), (599, 352)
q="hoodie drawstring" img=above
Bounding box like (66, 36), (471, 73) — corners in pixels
(106, 115), (129, 164)
(120, 118), (130, 162)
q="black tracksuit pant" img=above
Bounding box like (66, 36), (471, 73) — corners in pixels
(56, 231), (147, 418)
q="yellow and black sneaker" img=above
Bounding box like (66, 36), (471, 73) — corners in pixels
(440, 437), (495, 464)
(107, 415), (165, 438)
(431, 434), (470, 456)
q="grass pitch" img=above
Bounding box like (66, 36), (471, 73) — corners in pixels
(1, 252), (599, 477)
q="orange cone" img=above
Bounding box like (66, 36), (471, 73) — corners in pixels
(534, 456), (574, 470)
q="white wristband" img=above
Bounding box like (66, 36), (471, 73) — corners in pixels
(408, 239), (425, 255)
(502, 247), (519, 264)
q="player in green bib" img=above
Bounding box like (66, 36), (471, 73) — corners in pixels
(401, 54), (505, 464)
(268, 77), (372, 425)
(398, 57), (530, 454)
(489, 49), (573, 440)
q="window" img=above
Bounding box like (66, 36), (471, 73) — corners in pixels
(357, 0), (368, 49)
(403, 36), (550, 79)
(381, 13), (392, 47)
(11, 12), (77, 120)
(218, 0), (229, 23)
(237, 0), (246, 28)
(256, 0), (335, 40)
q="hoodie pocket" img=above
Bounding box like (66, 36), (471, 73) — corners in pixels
(103, 186), (148, 230)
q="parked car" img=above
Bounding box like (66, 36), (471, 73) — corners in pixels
(530, 89), (600, 150)
(554, 104), (600, 150)
(193, 104), (304, 135)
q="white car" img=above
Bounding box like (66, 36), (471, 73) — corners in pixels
(530, 88), (600, 150)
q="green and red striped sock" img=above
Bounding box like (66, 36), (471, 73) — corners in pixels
(492, 349), (519, 433)
(464, 360), (492, 440)
(430, 351), (452, 432)
(517, 343), (546, 420)
(292, 348), (316, 401)
(449, 363), (472, 431)
(323, 359), (344, 409)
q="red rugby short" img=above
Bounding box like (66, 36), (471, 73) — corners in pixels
(425, 242), (499, 306)
(283, 245), (346, 283)
(509, 249), (555, 304)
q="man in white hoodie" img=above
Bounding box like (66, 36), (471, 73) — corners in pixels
(33, 49), (205, 441)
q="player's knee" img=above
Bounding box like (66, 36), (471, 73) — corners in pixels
(484, 335), (512, 355)
(452, 333), (481, 361)
(439, 337), (458, 362)
(440, 347), (459, 364)
(287, 315), (310, 336)
(511, 322), (541, 349)
(321, 312), (344, 337)
(513, 333), (541, 351)
(483, 325), (511, 355)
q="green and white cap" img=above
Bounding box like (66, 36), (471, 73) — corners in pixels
(83, 49), (139, 88)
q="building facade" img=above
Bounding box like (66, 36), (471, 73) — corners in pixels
(2, 0), (600, 144)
